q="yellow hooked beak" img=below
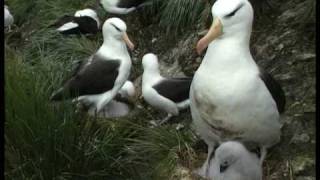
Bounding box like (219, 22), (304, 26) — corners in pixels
(123, 32), (135, 51)
(196, 17), (223, 55)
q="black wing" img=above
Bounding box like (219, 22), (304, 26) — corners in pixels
(259, 69), (286, 113)
(152, 77), (193, 103)
(117, 0), (148, 8)
(74, 16), (99, 34)
(48, 15), (74, 28)
(51, 55), (120, 101)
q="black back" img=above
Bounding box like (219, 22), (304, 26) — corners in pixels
(51, 55), (120, 100)
(259, 69), (286, 113)
(152, 77), (193, 103)
(74, 16), (99, 34)
(52, 16), (99, 35)
(117, 0), (148, 8)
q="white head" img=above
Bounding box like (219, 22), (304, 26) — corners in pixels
(196, 0), (254, 54)
(208, 141), (262, 180)
(74, 8), (100, 27)
(119, 81), (136, 98)
(101, 17), (135, 50)
(142, 53), (160, 71)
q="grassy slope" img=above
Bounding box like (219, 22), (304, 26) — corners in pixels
(5, 0), (199, 179)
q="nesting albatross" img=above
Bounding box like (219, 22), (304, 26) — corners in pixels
(208, 141), (262, 180)
(49, 8), (100, 35)
(190, 0), (285, 177)
(50, 17), (134, 114)
(87, 81), (136, 118)
(142, 53), (192, 125)
(98, 0), (152, 14)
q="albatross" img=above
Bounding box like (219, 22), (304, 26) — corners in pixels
(87, 81), (136, 118)
(190, 0), (285, 177)
(98, 0), (152, 14)
(50, 17), (134, 114)
(208, 141), (262, 180)
(49, 8), (100, 35)
(142, 53), (192, 125)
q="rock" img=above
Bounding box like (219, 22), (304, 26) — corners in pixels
(276, 43), (284, 51)
(151, 38), (157, 43)
(290, 133), (310, 144)
(296, 53), (316, 61)
(171, 166), (193, 180)
(291, 157), (314, 175)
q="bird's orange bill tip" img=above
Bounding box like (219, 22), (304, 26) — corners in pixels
(123, 32), (135, 51)
(196, 17), (222, 55)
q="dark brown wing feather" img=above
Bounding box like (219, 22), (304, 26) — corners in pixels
(152, 77), (193, 103)
(259, 69), (286, 113)
(51, 55), (120, 101)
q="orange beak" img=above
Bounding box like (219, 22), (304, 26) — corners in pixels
(196, 17), (222, 55)
(123, 32), (135, 51)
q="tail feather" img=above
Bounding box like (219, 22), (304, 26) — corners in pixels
(136, 1), (153, 10)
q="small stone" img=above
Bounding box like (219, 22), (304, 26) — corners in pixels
(151, 38), (157, 43)
(277, 43), (284, 51)
(176, 123), (185, 131)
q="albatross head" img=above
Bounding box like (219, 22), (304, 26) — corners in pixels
(74, 8), (100, 27)
(196, 0), (253, 55)
(142, 53), (160, 71)
(209, 141), (262, 180)
(102, 17), (135, 50)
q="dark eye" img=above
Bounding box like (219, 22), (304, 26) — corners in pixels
(220, 162), (229, 173)
(111, 23), (121, 32)
(225, 3), (244, 18)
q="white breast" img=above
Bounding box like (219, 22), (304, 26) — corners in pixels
(190, 40), (281, 147)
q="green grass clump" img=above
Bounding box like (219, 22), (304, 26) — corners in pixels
(143, 0), (206, 35)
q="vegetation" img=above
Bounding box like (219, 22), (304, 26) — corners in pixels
(5, 0), (198, 179)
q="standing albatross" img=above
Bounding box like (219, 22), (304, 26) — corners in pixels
(142, 53), (192, 125)
(190, 0), (285, 177)
(50, 17), (134, 114)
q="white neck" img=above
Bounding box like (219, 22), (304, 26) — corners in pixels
(97, 35), (130, 60)
(142, 66), (162, 87)
(200, 29), (257, 75)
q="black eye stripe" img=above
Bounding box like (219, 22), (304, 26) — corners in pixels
(225, 3), (244, 18)
(220, 162), (229, 173)
(111, 23), (121, 32)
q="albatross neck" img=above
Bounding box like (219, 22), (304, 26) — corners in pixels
(202, 32), (254, 72)
(98, 35), (130, 59)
